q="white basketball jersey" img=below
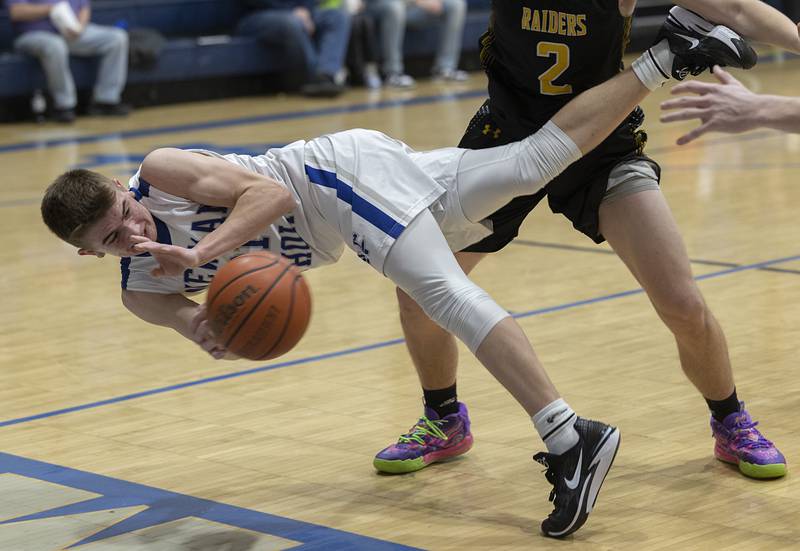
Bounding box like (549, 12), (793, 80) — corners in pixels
(121, 129), (466, 294)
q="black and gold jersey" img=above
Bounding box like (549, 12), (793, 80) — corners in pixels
(480, 0), (631, 133)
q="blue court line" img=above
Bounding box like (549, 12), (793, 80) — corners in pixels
(509, 253), (800, 321)
(1, 252), (798, 429)
(0, 452), (419, 550)
(0, 337), (403, 429)
(512, 239), (800, 275)
(0, 89), (487, 155)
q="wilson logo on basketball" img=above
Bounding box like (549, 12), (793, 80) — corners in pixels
(212, 284), (260, 329)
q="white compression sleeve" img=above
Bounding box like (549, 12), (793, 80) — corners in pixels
(455, 121), (581, 223)
(384, 209), (510, 353)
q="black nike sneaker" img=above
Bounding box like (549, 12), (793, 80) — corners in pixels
(533, 418), (621, 538)
(655, 6), (757, 80)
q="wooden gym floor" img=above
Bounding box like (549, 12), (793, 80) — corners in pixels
(0, 54), (798, 550)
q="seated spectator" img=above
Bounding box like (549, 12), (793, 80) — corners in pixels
(367, 0), (467, 88)
(6, 0), (130, 123)
(342, 0), (381, 88)
(237, 0), (351, 98)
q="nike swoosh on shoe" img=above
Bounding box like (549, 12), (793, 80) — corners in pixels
(675, 33), (700, 50)
(564, 450), (583, 490)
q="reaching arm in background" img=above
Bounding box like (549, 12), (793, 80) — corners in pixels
(660, 66), (800, 144)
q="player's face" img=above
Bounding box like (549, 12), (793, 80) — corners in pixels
(81, 187), (157, 257)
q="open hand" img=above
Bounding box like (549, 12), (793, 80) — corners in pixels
(131, 235), (202, 277)
(660, 66), (760, 144)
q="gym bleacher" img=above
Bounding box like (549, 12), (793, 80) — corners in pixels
(0, 0), (673, 121)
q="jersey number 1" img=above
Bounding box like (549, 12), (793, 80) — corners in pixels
(537, 42), (572, 96)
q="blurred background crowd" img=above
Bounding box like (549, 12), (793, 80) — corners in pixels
(1, 0), (797, 123)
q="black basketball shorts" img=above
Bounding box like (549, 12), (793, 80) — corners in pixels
(459, 100), (661, 252)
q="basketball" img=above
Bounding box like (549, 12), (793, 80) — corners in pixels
(206, 252), (311, 361)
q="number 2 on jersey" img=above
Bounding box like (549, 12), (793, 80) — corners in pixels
(537, 42), (572, 96)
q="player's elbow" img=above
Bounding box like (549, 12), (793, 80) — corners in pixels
(121, 289), (142, 316)
(727, 0), (746, 28)
(718, 0), (748, 33)
(141, 148), (179, 174)
(681, 0), (742, 31)
(121, 289), (158, 322)
(278, 187), (297, 213)
(268, 181), (297, 214)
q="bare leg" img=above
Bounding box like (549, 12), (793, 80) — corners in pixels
(398, 252), (558, 414)
(599, 190), (734, 399)
(394, 67), (657, 387)
(396, 251), (485, 390)
(474, 317), (559, 415)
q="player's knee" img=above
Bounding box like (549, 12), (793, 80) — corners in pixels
(418, 279), (487, 339)
(112, 28), (128, 50)
(41, 38), (69, 62)
(655, 286), (708, 331)
(404, 278), (463, 327)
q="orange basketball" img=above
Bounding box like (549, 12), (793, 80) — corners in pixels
(206, 252), (311, 361)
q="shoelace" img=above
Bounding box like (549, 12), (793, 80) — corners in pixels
(730, 418), (774, 450)
(534, 454), (561, 505)
(397, 416), (448, 446)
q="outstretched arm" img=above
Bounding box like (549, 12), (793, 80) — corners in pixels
(131, 148), (297, 276)
(677, 0), (800, 53)
(660, 66), (800, 143)
(122, 290), (229, 359)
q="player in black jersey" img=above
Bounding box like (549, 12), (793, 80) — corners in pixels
(376, 0), (800, 536)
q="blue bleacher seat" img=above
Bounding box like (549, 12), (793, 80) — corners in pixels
(0, 0), (493, 101)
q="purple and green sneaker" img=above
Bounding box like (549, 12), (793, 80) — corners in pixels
(711, 403), (786, 479)
(374, 402), (473, 474)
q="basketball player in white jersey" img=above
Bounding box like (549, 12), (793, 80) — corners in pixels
(41, 23), (753, 538)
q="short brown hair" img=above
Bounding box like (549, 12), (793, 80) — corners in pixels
(41, 169), (116, 248)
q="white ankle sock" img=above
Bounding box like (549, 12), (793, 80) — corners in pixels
(532, 398), (579, 455)
(631, 39), (676, 91)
